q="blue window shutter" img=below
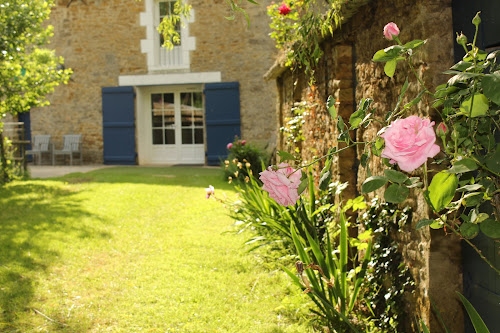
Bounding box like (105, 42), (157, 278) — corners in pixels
(18, 112), (32, 161)
(102, 86), (136, 165)
(204, 82), (241, 166)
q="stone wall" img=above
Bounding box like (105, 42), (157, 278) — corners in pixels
(31, 0), (277, 163)
(189, 0), (278, 151)
(32, 0), (147, 163)
(273, 0), (463, 331)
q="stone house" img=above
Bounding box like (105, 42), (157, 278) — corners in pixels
(265, 0), (499, 332)
(22, 0), (277, 165)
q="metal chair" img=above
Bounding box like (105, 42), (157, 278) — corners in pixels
(25, 135), (52, 165)
(52, 134), (83, 165)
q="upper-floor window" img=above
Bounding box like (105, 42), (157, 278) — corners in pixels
(159, 1), (181, 47)
(140, 0), (195, 71)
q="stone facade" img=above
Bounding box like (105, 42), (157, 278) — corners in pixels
(28, 0), (277, 163)
(270, 0), (463, 331)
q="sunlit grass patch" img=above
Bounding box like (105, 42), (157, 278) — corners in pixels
(0, 167), (314, 332)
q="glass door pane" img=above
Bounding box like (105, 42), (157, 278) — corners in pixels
(151, 93), (175, 145)
(180, 92), (204, 145)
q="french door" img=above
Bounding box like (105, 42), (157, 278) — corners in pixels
(139, 85), (205, 164)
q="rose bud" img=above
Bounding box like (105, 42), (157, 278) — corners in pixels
(436, 122), (448, 137)
(383, 22), (400, 40)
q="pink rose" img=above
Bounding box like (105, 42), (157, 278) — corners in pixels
(381, 116), (440, 172)
(240, 140), (246, 146)
(227, 142), (233, 150)
(383, 22), (400, 40)
(259, 163), (302, 206)
(278, 3), (291, 16)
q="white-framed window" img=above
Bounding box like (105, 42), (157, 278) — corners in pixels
(140, 0), (195, 71)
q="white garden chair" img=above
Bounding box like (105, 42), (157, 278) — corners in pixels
(52, 134), (83, 165)
(25, 135), (53, 165)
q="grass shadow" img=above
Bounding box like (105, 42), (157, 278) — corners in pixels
(58, 166), (236, 190)
(0, 182), (111, 330)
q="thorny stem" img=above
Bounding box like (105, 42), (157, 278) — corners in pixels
(437, 215), (500, 276)
(290, 142), (367, 174)
(408, 55), (430, 95)
(423, 162), (428, 190)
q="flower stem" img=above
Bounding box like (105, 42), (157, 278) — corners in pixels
(408, 56), (430, 94)
(439, 216), (500, 276)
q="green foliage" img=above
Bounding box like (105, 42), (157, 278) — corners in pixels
(267, 0), (343, 77)
(157, 0), (192, 49)
(0, 0), (71, 184)
(229, 173), (412, 331)
(280, 101), (311, 161)
(228, 168), (340, 252)
(343, 14), (499, 273)
(222, 137), (268, 183)
(358, 199), (415, 332)
(0, 0), (71, 116)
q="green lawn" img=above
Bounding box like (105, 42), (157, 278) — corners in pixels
(0, 167), (313, 332)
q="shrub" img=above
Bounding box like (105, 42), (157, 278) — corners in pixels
(221, 136), (268, 183)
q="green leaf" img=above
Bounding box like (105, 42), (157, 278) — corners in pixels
(360, 153), (369, 168)
(482, 72), (500, 105)
(451, 61), (474, 71)
(430, 220), (444, 229)
(460, 93), (489, 117)
(480, 219), (500, 239)
(327, 95), (337, 119)
(426, 171), (458, 212)
(319, 170), (331, 191)
(384, 169), (409, 184)
(457, 292), (491, 333)
(446, 158), (478, 173)
(465, 193), (482, 207)
(416, 219), (435, 230)
(361, 176), (389, 193)
(297, 175), (308, 195)
(420, 320), (431, 333)
(460, 222), (479, 239)
(403, 39), (426, 50)
(457, 184), (483, 192)
(485, 145), (500, 173)
(384, 184), (409, 203)
(372, 45), (404, 62)
(278, 150), (296, 162)
(384, 58), (397, 77)
(349, 100), (372, 129)
(337, 116), (345, 132)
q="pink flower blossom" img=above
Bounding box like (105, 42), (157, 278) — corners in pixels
(380, 116), (440, 172)
(383, 22), (400, 40)
(227, 143), (233, 150)
(240, 140), (246, 146)
(205, 185), (215, 199)
(278, 3), (291, 16)
(259, 163), (302, 206)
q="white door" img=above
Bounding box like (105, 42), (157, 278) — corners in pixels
(138, 85), (205, 164)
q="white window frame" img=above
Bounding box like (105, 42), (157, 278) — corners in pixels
(140, 0), (195, 71)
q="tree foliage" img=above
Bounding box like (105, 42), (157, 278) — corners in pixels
(0, 0), (71, 117)
(0, 0), (71, 184)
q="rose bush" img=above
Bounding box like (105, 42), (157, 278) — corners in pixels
(265, 14), (499, 275)
(259, 163), (302, 206)
(380, 116), (440, 172)
(278, 2), (291, 16)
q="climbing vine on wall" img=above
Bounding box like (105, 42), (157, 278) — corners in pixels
(267, 0), (343, 77)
